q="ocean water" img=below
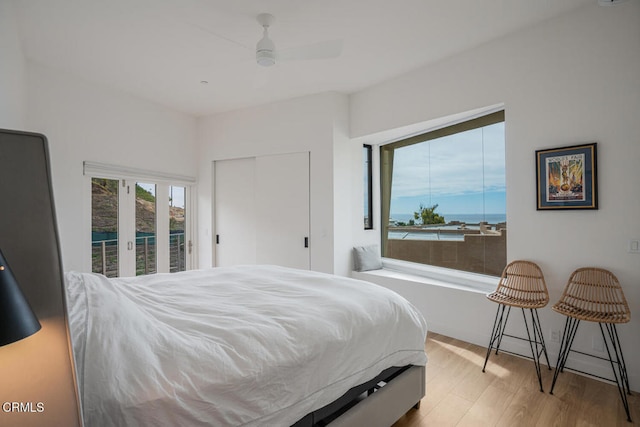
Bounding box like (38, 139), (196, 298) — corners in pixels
(390, 213), (506, 224)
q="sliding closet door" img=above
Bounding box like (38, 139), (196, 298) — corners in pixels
(214, 152), (310, 269)
(255, 153), (310, 268)
(214, 157), (257, 266)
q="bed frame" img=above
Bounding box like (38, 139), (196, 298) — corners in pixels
(293, 365), (425, 427)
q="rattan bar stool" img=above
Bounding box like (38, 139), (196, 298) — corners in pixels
(482, 260), (551, 392)
(549, 267), (632, 422)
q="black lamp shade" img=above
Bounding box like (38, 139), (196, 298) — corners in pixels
(0, 249), (41, 346)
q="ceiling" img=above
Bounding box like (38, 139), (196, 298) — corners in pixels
(12, 0), (595, 117)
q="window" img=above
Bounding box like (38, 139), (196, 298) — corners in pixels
(135, 182), (157, 275)
(169, 185), (187, 273)
(91, 178), (119, 277)
(380, 111), (506, 277)
(363, 144), (373, 229)
(86, 162), (194, 277)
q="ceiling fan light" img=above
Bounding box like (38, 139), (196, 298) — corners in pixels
(256, 34), (276, 67)
(256, 50), (276, 67)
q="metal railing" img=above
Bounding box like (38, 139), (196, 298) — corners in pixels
(169, 233), (186, 273)
(135, 236), (157, 275)
(91, 239), (118, 277)
(92, 232), (185, 277)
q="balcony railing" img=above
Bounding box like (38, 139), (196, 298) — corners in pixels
(92, 239), (118, 277)
(92, 232), (185, 277)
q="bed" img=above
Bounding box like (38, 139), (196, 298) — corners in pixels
(64, 264), (427, 427)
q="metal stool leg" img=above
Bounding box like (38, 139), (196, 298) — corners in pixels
(550, 317), (580, 394)
(483, 304), (507, 372)
(522, 308), (544, 392)
(601, 323), (632, 422)
(609, 323), (631, 395)
(495, 305), (511, 355)
(532, 308), (551, 369)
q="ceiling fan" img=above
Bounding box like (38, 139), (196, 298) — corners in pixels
(254, 13), (343, 67)
(255, 13), (277, 66)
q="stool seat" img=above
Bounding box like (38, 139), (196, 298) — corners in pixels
(552, 302), (630, 323)
(487, 292), (548, 309)
(551, 267), (630, 324)
(486, 260), (549, 309)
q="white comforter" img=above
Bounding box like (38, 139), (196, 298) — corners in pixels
(65, 265), (427, 427)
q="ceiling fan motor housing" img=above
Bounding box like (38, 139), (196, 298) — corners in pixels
(256, 36), (276, 66)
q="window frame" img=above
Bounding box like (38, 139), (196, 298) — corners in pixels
(378, 110), (506, 278)
(363, 144), (374, 230)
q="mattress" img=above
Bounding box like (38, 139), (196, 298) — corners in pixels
(64, 265), (427, 426)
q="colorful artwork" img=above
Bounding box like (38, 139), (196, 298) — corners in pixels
(545, 153), (584, 202)
(536, 143), (597, 210)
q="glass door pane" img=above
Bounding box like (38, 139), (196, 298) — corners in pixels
(169, 186), (186, 272)
(136, 182), (157, 275)
(91, 178), (119, 277)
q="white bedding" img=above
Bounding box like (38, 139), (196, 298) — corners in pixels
(65, 265), (427, 427)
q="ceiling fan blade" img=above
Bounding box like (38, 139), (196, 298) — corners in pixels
(276, 39), (343, 61)
(188, 22), (253, 51)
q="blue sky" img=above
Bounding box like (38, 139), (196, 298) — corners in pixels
(390, 122), (505, 215)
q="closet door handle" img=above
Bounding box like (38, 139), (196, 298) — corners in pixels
(304, 237), (309, 248)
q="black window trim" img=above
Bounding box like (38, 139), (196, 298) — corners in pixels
(363, 144), (374, 230)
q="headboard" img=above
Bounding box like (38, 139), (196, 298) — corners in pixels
(0, 129), (65, 317)
(0, 129), (82, 426)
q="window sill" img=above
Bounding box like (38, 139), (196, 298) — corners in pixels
(356, 258), (498, 295)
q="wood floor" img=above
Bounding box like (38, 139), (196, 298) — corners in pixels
(393, 332), (639, 427)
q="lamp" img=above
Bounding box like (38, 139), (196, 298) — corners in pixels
(0, 249), (41, 346)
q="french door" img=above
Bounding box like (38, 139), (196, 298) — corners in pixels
(90, 177), (192, 277)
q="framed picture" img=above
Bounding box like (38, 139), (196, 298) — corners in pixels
(536, 142), (598, 210)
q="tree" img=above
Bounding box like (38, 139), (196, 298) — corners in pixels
(414, 203), (445, 225)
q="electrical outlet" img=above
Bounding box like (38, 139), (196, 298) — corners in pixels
(550, 329), (561, 343)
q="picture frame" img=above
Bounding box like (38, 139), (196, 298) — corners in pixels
(535, 142), (598, 210)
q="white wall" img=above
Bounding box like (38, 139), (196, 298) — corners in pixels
(350, 1), (640, 390)
(26, 62), (197, 272)
(0, 1), (26, 129)
(331, 95), (355, 275)
(196, 92), (351, 275)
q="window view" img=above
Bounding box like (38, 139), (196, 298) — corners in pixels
(363, 144), (373, 229)
(91, 178), (119, 277)
(136, 182), (157, 275)
(380, 111), (506, 276)
(88, 165), (192, 277)
(169, 185), (187, 272)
